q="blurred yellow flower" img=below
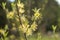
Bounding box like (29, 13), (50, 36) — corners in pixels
(17, 3), (24, 8)
(19, 25), (26, 33)
(22, 24), (29, 33)
(7, 12), (14, 18)
(32, 8), (42, 20)
(21, 16), (26, 22)
(31, 22), (37, 31)
(19, 24), (29, 33)
(19, 8), (25, 13)
(34, 12), (40, 18)
(26, 28), (32, 36)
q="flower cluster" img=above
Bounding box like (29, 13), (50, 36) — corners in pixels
(32, 8), (42, 20)
(2, 0), (42, 38)
(17, 0), (25, 14)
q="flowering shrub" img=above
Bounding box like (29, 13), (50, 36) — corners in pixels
(1, 0), (42, 40)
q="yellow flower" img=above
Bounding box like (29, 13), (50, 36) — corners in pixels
(33, 8), (42, 20)
(26, 28), (32, 36)
(21, 16), (26, 22)
(31, 22), (37, 31)
(19, 8), (25, 13)
(17, 3), (24, 8)
(22, 24), (29, 33)
(34, 12), (40, 18)
(19, 24), (27, 33)
(19, 24), (29, 33)
(7, 12), (14, 18)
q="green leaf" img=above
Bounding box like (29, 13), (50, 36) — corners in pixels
(2, 2), (6, 9)
(52, 25), (57, 33)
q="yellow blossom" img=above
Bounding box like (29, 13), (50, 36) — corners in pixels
(34, 12), (40, 18)
(19, 24), (29, 33)
(26, 28), (32, 36)
(32, 8), (42, 20)
(22, 24), (29, 33)
(31, 22), (37, 31)
(21, 16), (26, 22)
(19, 24), (26, 33)
(7, 12), (14, 18)
(17, 3), (24, 8)
(19, 8), (25, 13)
